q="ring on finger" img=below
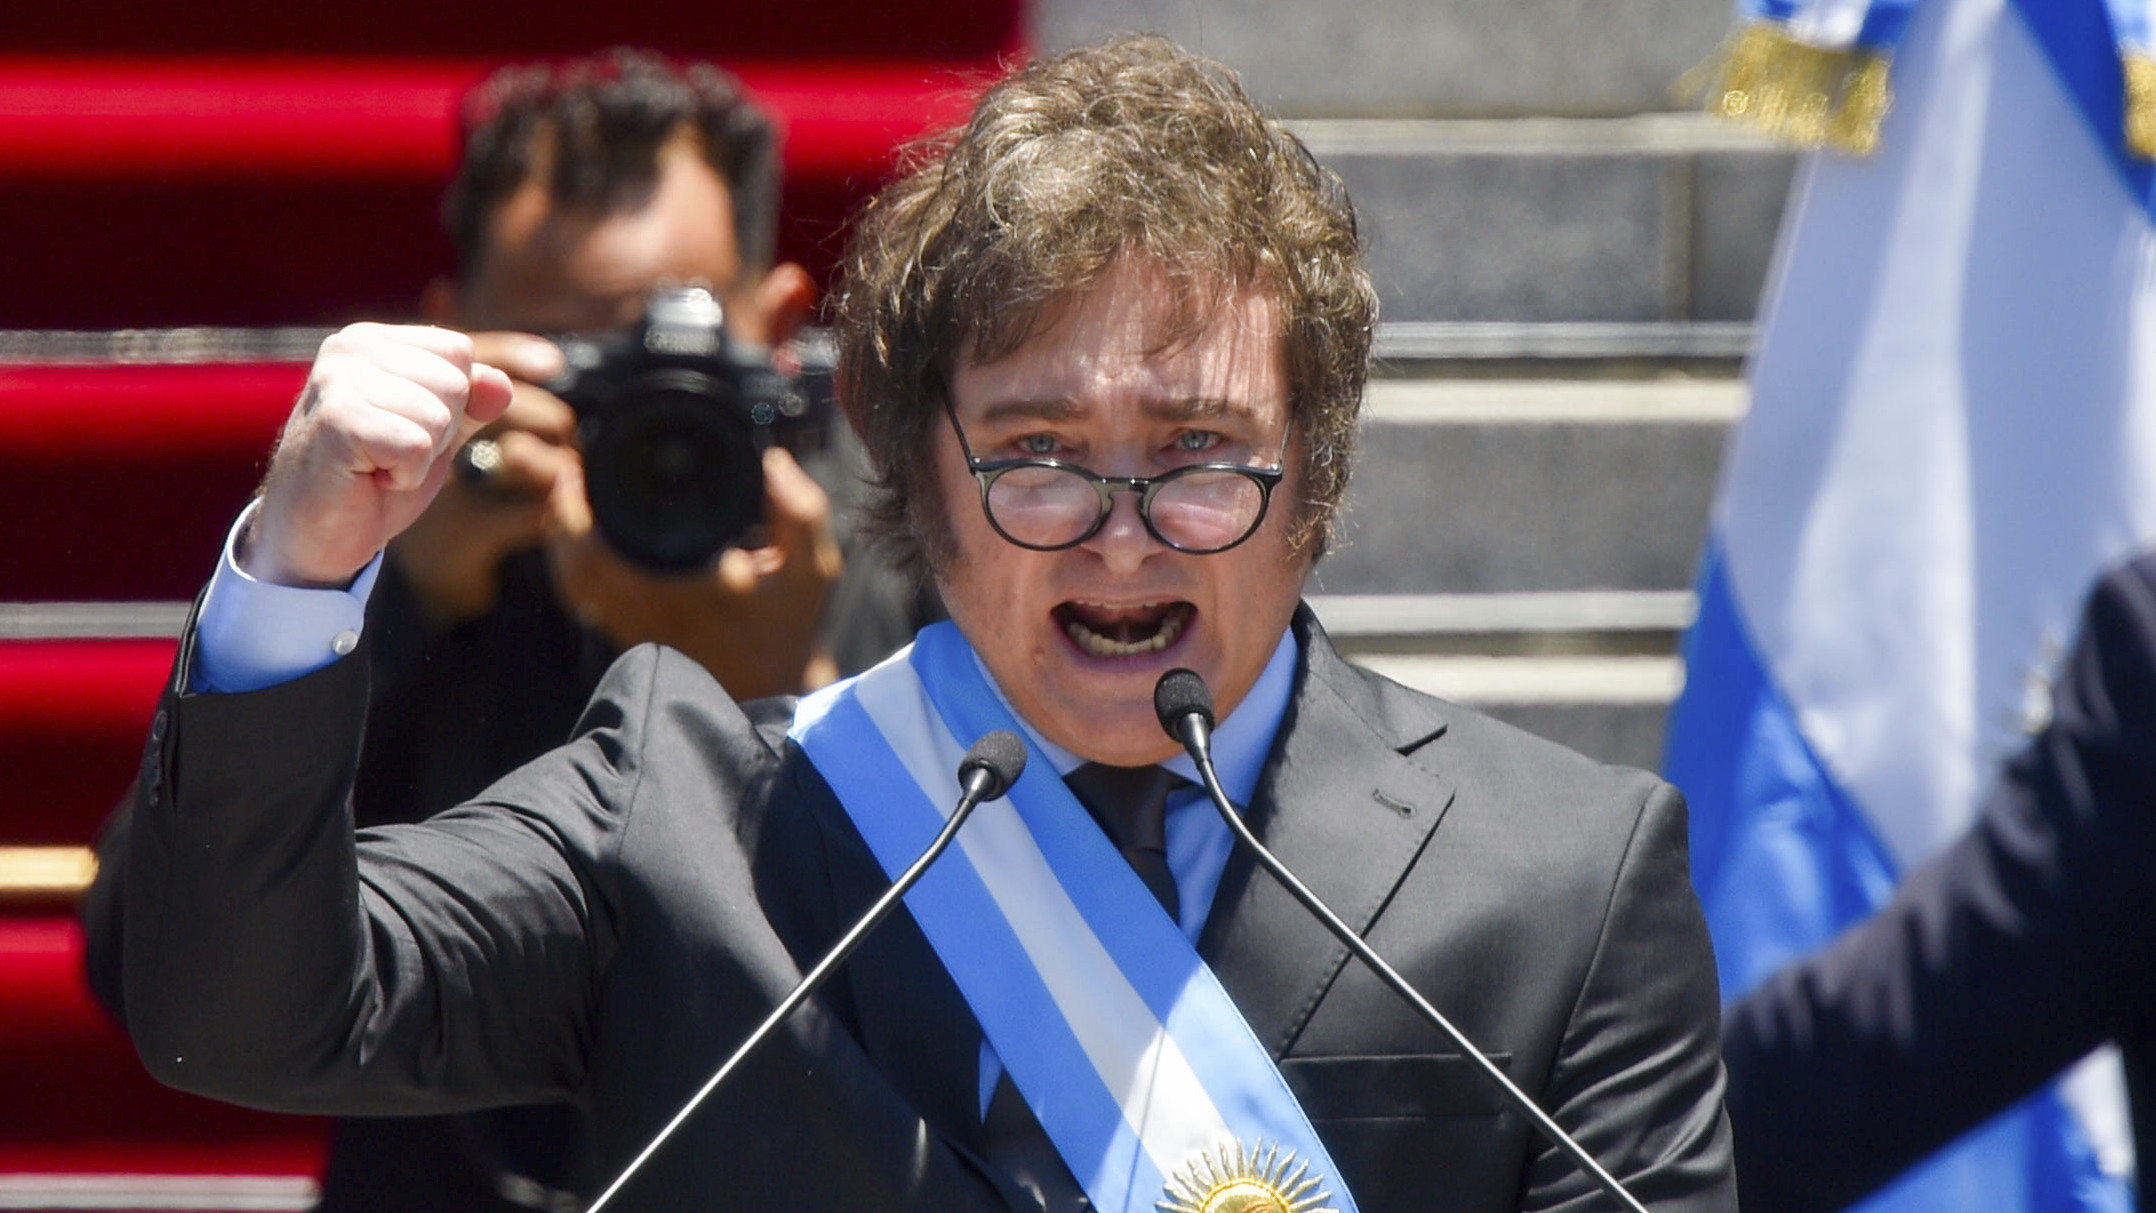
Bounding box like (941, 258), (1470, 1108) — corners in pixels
(456, 437), (506, 489)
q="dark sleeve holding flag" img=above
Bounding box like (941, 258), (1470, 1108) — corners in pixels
(1721, 553), (2156, 1213)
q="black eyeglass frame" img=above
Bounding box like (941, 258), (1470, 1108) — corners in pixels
(943, 402), (1287, 554)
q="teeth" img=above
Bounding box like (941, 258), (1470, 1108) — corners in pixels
(1065, 605), (1189, 656)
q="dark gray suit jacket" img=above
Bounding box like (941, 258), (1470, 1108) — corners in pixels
(1724, 555), (2156, 1213)
(113, 607), (1734, 1211)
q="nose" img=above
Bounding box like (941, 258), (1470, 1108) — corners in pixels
(1084, 483), (1161, 573)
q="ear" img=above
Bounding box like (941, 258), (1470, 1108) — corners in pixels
(420, 276), (460, 325)
(752, 262), (818, 345)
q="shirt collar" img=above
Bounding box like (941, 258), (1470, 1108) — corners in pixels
(969, 626), (1300, 810)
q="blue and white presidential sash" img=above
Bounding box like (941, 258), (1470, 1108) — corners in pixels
(789, 622), (1356, 1213)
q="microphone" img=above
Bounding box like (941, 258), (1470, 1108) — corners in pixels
(1153, 666), (1214, 759)
(1152, 669), (1650, 1213)
(586, 729), (1028, 1213)
(958, 728), (1027, 802)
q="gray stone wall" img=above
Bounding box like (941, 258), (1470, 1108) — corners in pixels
(1031, 0), (1736, 118)
(1298, 119), (1793, 324)
(1029, 3), (1795, 327)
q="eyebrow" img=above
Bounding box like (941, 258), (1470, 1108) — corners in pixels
(975, 396), (1257, 425)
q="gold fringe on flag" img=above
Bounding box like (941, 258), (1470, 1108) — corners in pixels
(2124, 53), (2156, 160)
(1677, 21), (1894, 156)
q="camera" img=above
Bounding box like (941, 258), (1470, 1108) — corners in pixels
(544, 286), (829, 573)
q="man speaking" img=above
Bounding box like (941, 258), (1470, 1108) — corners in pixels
(109, 36), (1734, 1212)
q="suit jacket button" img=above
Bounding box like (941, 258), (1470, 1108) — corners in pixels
(150, 709), (169, 741)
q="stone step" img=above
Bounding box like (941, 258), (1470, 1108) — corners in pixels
(1294, 116), (1795, 326)
(1315, 376), (1741, 596)
(1449, 695), (1674, 773)
(1313, 592), (1686, 773)
(1306, 589), (1694, 655)
(1332, 641), (1680, 773)
(1374, 320), (1753, 362)
(0, 602), (192, 639)
(1034, 0), (1735, 118)
(1340, 647), (1679, 775)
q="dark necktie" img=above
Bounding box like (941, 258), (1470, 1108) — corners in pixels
(978, 763), (1191, 1211)
(1063, 761), (1186, 919)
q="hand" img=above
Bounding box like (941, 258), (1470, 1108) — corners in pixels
(247, 324), (514, 588)
(386, 332), (575, 628)
(546, 447), (844, 700)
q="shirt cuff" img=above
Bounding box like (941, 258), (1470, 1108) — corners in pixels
(192, 501), (384, 693)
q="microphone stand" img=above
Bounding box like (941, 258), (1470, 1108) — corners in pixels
(584, 732), (1025, 1213)
(1160, 681), (1650, 1213)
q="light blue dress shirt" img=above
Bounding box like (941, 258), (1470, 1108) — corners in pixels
(193, 503), (383, 693)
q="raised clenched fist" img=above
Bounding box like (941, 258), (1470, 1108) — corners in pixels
(244, 324), (516, 589)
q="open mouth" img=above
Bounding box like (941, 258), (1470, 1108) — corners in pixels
(1056, 600), (1196, 657)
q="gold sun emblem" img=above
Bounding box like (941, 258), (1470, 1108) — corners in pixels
(1157, 1140), (1336, 1213)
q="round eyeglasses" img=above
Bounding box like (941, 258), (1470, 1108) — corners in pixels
(947, 408), (1286, 554)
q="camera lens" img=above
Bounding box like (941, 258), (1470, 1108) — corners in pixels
(579, 370), (764, 572)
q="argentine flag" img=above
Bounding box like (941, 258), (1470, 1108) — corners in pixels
(1666, 0), (2156, 1207)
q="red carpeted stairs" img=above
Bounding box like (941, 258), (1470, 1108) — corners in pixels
(0, 4), (1019, 1208)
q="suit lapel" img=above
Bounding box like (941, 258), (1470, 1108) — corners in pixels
(1198, 607), (1456, 1057)
(809, 609), (1457, 1134)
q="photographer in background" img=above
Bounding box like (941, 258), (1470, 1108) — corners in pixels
(84, 48), (939, 1213)
(377, 48), (845, 819)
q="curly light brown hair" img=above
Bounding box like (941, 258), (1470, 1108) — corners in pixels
(833, 34), (1377, 572)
